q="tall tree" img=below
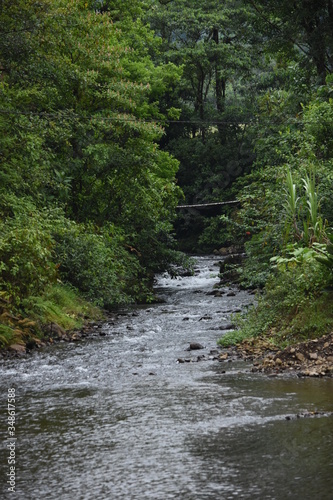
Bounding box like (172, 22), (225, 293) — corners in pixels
(146, 0), (259, 229)
(245, 0), (333, 83)
(0, 0), (184, 307)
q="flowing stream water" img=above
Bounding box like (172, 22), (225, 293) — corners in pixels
(1, 256), (333, 499)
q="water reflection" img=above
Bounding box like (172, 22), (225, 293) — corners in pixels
(187, 417), (333, 500)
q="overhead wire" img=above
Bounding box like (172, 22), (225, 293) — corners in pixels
(0, 108), (303, 127)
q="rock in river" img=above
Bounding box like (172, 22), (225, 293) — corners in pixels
(187, 342), (204, 350)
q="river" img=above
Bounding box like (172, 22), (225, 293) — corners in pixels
(1, 255), (333, 499)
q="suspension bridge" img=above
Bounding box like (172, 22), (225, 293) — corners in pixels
(176, 200), (240, 215)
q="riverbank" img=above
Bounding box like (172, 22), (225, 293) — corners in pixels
(0, 315), (113, 359)
(213, 248), (333, 378)
(0, 284), (105, 356)
(217, 329), (333, 378)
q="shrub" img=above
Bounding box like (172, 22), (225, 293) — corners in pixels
(0, 197), (57, 305)
(22, 283), (102, 331)
(222, 251), (333, 347)
(54, 222), (148, 307)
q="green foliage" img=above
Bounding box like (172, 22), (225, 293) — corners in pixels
(0, 0), (185, 326)
(0, 196), (57, 304)
(224, 72), (333, 344)
(218, 328), (249, 348)
(198, 216), (233, 250)
(22, 284), (102, 331)
(243, 0), (333, 84)
(281, 169), (326, 245)
(238, 238), (272, 289)
(302, 173), (325, 243)
(0, 324), (17, 348)
(0, 282), (102, 351)
(313, 234), (333, 282)
(147, 0), (257, 226)
(304, 98), (333, 159)
(270, 244), (320, 269)
(54, 222), (148, 307)
(283, 170), (300, 240)
(231, 73), (333, 282)
(221, 256), (333, 347)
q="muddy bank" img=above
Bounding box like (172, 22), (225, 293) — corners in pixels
(218, 332), (333, 378)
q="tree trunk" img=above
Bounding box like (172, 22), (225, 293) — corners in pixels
(212, 28), (226, 138)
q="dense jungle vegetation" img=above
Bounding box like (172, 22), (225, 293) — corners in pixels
(1, 0), (333, 349)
